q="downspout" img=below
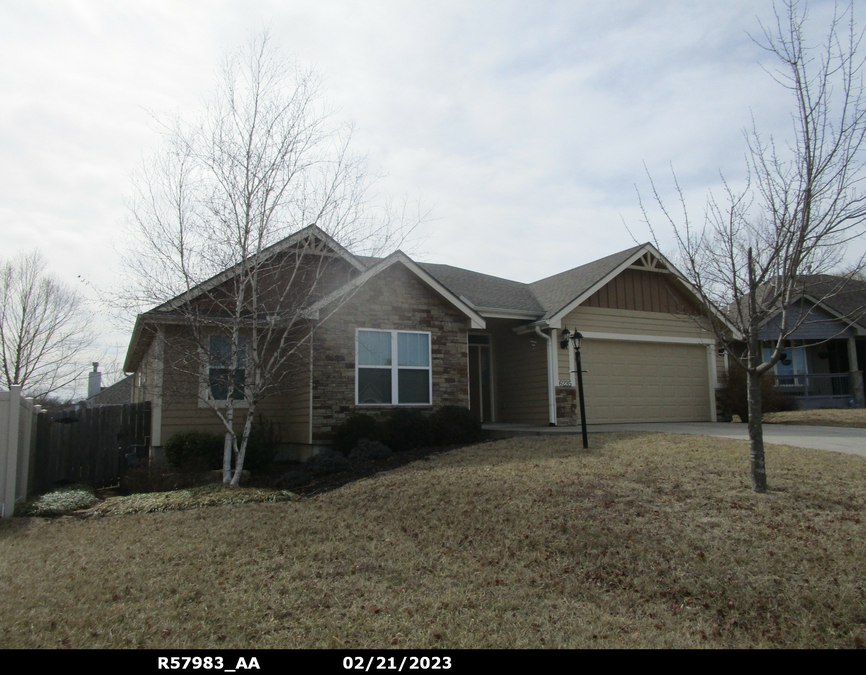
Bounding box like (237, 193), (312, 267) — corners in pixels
(535, 326), (557, 426)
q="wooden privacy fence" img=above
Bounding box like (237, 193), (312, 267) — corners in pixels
(32, 401), (151, 495)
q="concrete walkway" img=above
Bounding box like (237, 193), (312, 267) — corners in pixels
(483, 422), (866, 458)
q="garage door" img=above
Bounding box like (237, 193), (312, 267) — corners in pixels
(579, 339), (711, 423)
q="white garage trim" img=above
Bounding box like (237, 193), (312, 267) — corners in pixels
(579, 336), (714, 423)
(580, 331), (716, 345)
(579, 331), (718, 422)
(706, 344), (718, 422)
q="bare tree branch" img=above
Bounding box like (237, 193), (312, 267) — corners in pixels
(640, 1), (866, 493)
(119, 32), (420, 486)
(0, 250), (95, 400)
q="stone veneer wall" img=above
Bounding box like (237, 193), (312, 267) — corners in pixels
(555, 387), (577, 426)
(311, 263), (470, 442)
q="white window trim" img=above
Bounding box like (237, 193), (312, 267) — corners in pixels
(198, 332), (251, 409)
(355, 328), (433, 406)
(764, 341), (808, 377)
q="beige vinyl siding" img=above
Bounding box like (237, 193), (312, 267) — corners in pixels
(158, 324), (313, 444)
(557, 306), (715, 384)
(561, 305), (714, 340)
(132, 332), (158, 404)
(488, 319), (549, 424)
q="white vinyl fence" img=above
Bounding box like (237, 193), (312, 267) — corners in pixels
(0, 386), (41, 518)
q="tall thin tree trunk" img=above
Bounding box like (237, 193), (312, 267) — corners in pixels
(746, 364), (767, 493)
(230, 408), (255, 487)
(222, 407), (234, 484)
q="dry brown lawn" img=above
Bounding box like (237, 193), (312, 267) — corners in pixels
(1, 432), (865, 649)
(763, 408), (866, 428)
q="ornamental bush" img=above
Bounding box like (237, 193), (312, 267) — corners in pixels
(430, 405), (483, 446)
(383, 409), (433, 452)
(717, 366), (797, 422)
(163, 431), (223, 470)
(332, 414), (382, 455)
(306, 450), (350, 476)
(349, 439), (393, 461)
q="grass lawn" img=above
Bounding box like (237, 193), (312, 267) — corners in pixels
(763, 408), (866, 428)
(1, 432), (865, 649)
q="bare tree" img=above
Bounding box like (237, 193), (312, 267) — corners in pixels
(121, 33), (415, 486)
(640, 0), (866, 492)
(0, 250), (94, 399)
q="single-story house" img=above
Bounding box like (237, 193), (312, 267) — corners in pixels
(748, 276), (866, 409)
(123, 225), (727, 457)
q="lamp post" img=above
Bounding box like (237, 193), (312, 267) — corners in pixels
(561, 329), (588, 449)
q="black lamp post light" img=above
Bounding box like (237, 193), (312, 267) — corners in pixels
(560, 328), (588, 449)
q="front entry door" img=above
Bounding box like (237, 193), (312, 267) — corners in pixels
(468, 335), (493, 422)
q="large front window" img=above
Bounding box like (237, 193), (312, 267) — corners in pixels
(356, 329), (431, 405)
(208, 334), (247, 401)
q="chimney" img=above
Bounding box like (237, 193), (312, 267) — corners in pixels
(87, 362), (102, 399)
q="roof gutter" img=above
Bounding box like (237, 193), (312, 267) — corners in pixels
(534, 326), (557, 426)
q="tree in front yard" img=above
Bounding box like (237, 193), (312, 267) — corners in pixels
(120, 32), (416, 486)
(639, 1), (866, 492)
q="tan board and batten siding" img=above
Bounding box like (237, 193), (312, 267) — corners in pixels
(556, 266), (717, 424)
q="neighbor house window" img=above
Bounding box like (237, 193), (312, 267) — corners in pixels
(356, 329), (431, 405)
(763, 344), (806, 385)
(208, 334), (247, 401)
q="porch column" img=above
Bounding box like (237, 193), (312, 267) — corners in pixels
(848, 337), (865, 408)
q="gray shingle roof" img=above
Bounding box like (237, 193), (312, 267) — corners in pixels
(410, 244), (645, 319)
(798, 275), (866, 330)
(528, 245), (645, 319)
(418, 263), (545, 314)
(87, 375), (133, 406)
(726, 274), (866, 332)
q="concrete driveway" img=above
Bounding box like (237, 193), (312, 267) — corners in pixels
(484, 422), (866, 458)
(593, 422), (866, 458)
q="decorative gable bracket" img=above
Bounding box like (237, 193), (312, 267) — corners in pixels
(628, 251), (670, 273)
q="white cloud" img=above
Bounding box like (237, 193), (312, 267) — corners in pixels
(0, 0), (859, 387)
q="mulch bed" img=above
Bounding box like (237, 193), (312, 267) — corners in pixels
(244, 444), (456, 497)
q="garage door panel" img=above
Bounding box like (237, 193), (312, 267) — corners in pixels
(580, 340), (710, 423)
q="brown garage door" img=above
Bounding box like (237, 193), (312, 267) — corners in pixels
(579, 339), (711, 423)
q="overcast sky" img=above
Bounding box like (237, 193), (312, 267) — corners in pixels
(0, 0), (858, 386)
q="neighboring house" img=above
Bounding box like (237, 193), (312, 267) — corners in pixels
(85, 365), (133, 408)
(746, 276), (866, 409)
(123, 225), (725, 458)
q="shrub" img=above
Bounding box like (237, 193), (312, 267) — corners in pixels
(349, 439), (393, 461)
(718, 366), (797, 422)
(121, 458), (207, 494)
(277, 470), (312, 489)
(306, 450), (350, 476)
(242, 416), (281, 473)
(332, 414), (382, 455)
(15, 484), (98, 517)
(163, 431), (223, 470)
(164, 417), (280, 475)
(430, 405), (483, 446)
(383, 409), (433, 452)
